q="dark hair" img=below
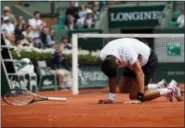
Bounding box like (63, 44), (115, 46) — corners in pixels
(33, 11), (40, 16)
(101, 55), (118, 78)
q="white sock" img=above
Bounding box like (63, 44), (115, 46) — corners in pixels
(148, 84), (159, 89)
(159, 88), (172, 96)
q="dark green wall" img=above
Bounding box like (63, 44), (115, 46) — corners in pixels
(154, 63), (184, 83)
(154, 27), (185, 33)
(66, 28), (184, 51)
(68, 29), (103, 51)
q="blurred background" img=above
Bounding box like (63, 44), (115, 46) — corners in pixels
(1, 1), (184, 95)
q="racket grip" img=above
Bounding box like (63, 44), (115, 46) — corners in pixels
(47, 97), (67, 101)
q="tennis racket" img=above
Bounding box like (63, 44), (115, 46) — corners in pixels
(3, 89), (67, 106)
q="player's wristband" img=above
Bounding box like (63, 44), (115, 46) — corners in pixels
(137, 92), (144, 102)
(108, 93), (116, 101)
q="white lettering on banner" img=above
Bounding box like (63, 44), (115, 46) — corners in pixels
(83, 72), (107, 81)
(167, 71), (185, 75)
(110, 11), (162, 22)
(79, 71), (107, 82)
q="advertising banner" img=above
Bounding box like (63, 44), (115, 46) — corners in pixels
(108, 5), (165, 28)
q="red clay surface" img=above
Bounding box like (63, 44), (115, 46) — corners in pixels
(1, 85), (184, 127)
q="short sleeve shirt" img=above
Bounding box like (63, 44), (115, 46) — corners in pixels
(28, 18), (42, 38)
(99, 38), (151, 67)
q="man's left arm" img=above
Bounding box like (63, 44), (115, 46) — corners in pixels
(125, 46), (145, 103)
(125, 59), (145, 104)
(130, 59), (145, 94)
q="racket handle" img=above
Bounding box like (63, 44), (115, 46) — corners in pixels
(47, 97), (67, 101)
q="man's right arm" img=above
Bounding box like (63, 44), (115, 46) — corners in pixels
(98, 77), (117, 104)
(98, 50), (117, 104)
(109, 77), (117, 93)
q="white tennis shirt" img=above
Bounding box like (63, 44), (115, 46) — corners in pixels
(99, 38), (151, 67)
(29, 18), (43, 38)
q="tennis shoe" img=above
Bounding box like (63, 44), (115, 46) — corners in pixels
(157, 79), (167, 89)
(167, 80), (183, 102)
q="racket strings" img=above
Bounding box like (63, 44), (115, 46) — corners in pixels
(4, 91), (34, 106)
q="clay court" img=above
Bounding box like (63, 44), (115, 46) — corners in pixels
(2, 85), (184, 127)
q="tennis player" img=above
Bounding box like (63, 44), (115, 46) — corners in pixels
(98, 38), (183, 104)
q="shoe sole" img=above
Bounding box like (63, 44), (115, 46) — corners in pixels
(158, 80), (168, 88)
(166, 81), (183, 102)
